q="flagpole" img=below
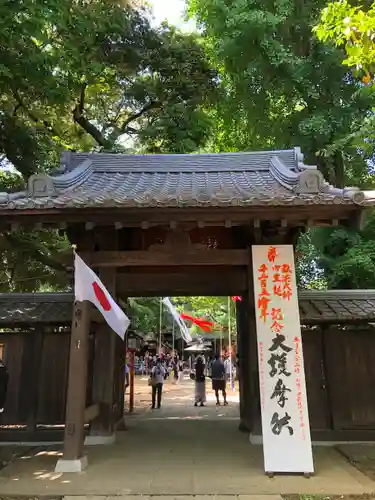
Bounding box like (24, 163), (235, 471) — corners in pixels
(159, 297), (163, 355)
(228, 295), (233, 391)
(172, 321), (175, 356)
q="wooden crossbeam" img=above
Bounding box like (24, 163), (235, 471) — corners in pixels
(116, 270), (246, 295)
(65, 249), (249, 267)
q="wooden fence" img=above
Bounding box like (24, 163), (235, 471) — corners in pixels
(0, 326), (94, 441)
(1, 325), (375, 441)
(304, 326), (375, 440)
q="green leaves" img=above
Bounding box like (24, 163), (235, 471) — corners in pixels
(0, 0), (219, 292)
(315, 0), (375, 78)
(0, 0), (219, 176)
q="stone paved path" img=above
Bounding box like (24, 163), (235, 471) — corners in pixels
(0, 377), (373, 496)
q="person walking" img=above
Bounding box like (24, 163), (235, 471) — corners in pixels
(150, 358), (166, 409)
(211, 353), (227, 406)
(124, 362), (130, 391)
(172, 358), (179, 384)
(194, 356), (206, 407)
(224, 355), (232, 386)
(178, 359), (184, 383)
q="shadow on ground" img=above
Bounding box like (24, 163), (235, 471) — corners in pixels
(0, 378), (373, 496)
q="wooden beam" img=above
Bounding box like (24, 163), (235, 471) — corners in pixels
(0, 205), (362, 229)
(117, 269), (246, 295)
(76, 249), (248, 267)
(84, 403), (100, 423)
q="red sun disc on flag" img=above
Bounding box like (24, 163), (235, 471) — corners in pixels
(92, 281), (111, 311)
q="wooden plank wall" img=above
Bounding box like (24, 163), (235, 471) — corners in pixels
(324, 327), (375, 430)
(301, 327), (375, 434)
(36, 331), (71, 424)
(0, 328), (72, 428)
(1, 325), (375, 440)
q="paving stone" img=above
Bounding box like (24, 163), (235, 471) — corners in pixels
(64, 497), (106, 500)
(0, 380), (374, 496)
(238, 496), (283, 500)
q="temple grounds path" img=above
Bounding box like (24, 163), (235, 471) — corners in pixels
(0, 376), (372, 496)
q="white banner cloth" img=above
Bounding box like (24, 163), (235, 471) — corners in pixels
(74, 253), (130, 340)
(162, 297), (192, 343)
(252, 245), (314, 474)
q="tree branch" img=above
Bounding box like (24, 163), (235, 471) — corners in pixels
(12, 89), (61, 137)
(4, 233), (67, 273)
(73, 83), (111, 148)
(119, 100), (160, 133)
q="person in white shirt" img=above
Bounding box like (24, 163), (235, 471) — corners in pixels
(124, 363), (130, 390)
(224, 356), (232, 383)
(150, 358), (166, 409)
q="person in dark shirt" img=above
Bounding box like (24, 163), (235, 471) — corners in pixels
(211, 353), (227, 406)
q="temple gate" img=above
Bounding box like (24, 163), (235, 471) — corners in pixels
(0, 148), (372, 470)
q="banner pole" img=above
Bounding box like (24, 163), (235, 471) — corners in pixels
(228, 296), (233, 390)
(172, 321), (175, 356)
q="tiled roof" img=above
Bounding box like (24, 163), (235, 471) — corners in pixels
(0, 290), (374, 325)
(0, 293), (73, 325)
(298, 290), (375, 324)
(0, 148), (371, 209)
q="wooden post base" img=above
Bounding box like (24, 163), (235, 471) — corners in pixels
(84, 434), (116, 445)
(55, 456), (88, 473)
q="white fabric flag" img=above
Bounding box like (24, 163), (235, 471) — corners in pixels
(162, 297), (192, 343)
(74, 253), (130, 340)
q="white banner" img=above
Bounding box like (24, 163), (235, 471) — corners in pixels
(252, 245), (314, 474)
(162, 297), (192, 343)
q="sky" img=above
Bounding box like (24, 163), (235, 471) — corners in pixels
(148, 0), (196, 31)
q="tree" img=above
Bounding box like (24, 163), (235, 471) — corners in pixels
(174, 296), (237, 338)
(0, 0), (218, 176)
(0, 171), (70, 292)
(0, 0), (218, 292)
(314, 1), (375, 157)
(314, 0), (375, 80)
(295, 210), (375, 289)
(188, 0), (375, 186)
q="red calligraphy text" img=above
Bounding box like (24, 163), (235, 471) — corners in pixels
(257, 263), (270, 322)
(259, 341), (265, 410)
(294, 336), (306, 440)
(270, 307), (284, 334)
(273, 263), (293, 300)
(267, 246), (278, 263)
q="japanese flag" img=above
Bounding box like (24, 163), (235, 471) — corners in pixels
(74, 253), (130, 340)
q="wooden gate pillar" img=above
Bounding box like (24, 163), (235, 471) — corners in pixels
(237, 296), (251, 432)
(87, 227), (120, 444)
(55, 300), (90, 472)
(87, 267), (118, 443)
(237, 248), (261, 435)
